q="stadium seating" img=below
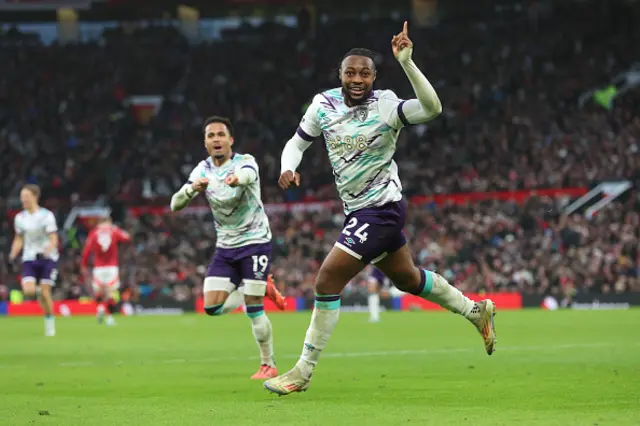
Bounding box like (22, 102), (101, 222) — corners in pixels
(1, 9), (638, 300)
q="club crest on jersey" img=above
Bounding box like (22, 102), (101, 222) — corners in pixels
(355, 107), (368, 123)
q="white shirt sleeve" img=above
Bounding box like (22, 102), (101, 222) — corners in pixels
(378, 90), (439, 130)
(187, 161), (204, 184)
(280, 95), (323, 173)
(235, 155), (259, 185)
(14, 215), (24, 235)
(296, 95), (323, 141)
(44, 211), (58, 234)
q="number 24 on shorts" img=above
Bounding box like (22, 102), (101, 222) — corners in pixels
(342, 218), (369, 243)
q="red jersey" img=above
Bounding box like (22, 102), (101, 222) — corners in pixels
(81, 224), (131, 268)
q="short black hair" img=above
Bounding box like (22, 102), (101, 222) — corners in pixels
(341, 48), (378, 71)
(203, 115), (234, 137)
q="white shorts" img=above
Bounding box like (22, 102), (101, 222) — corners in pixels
(92, 266), (120, 294)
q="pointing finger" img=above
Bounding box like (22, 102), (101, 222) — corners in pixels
(403, 21), (408, 36)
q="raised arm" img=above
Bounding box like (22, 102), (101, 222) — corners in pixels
(380, 21), (442, 129)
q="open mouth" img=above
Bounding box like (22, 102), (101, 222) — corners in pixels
(348, 86), (366, 97)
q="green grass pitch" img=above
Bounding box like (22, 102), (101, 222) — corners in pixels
(1, 309), (639, 426)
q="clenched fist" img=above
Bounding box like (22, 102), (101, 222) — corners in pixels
(278, 170), (301, 190)
(191, 177), (209, 193)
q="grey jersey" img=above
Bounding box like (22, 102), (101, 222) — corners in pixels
(14, 208), (59, 261)
(188, 154), (271, 249)
(297, 88), (410, 214)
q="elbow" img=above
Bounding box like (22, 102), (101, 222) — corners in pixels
(170, 195), (185, 212)
(170, 196), (179, 212)
(430, 96), (443, 116)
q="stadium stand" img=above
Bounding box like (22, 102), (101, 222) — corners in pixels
(1, 3), (639, 301)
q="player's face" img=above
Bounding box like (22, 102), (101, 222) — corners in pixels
(20, 189), (37, 210)
(340, 55), (376, 106)
(204, 122), (234, 160)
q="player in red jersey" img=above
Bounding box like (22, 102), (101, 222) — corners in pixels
(81, 217), (131, 326)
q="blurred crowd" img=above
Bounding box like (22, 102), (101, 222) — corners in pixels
(2, 4), (639, 207)
(1, 2), (640, 299)
(2, 195), (638, 302)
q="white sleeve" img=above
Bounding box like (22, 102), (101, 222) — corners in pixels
(281, 137), (312, 174)
(280, 96), (322, 173)
(296, 95), (323, 141)
(235, 155), (259, 186)
(378, 90), (439, 130)
(172, 163), (202, 211)
(171, 184), (197, 211)
(45, 212), (58, 233)
(187, 162), (204, 184)
(14, 215), (24, 235)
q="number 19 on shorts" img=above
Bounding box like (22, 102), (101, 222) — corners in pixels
(251, 255), (269, 280)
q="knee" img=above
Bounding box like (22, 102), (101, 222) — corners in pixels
(391, 267), (422, 293)
(315, 265), (341, 294)
(315, 276), (332, 295)
(204, 304), (224, 316)
(39, 286), (52, 299)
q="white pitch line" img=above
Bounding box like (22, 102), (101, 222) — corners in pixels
(29, 342), (640, 368)
(0, 342), (633, 369)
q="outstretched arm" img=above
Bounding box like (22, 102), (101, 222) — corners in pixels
(392, 21), (442, 124)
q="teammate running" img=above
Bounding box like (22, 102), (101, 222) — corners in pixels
(171, 115), (286, 380)
(8, 185), (59, 336)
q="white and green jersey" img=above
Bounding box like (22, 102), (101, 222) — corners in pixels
(188, 153), (271, 249)
(296, 88), (410, 214)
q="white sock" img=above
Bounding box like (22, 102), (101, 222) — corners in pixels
(296, 295), (341, 379)
(97, 304), (106, 316)
(221, 289), (244, 314)
(248, 310), (275, 367)
(420, 270), (475, 317)
(368, 293), (380, 322)
(44, 315), (55, 332)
